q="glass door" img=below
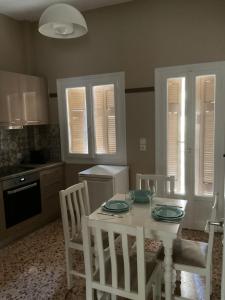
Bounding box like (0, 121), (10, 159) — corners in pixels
(167, 76), (186, 195)
(166, 73), (216, 200)
(155, 62), (225, 205)
(193, 74), (216, 199)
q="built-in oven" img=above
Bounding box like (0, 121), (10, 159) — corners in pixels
(2, 172), (41, 228)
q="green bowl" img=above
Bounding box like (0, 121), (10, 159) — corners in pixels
(131, 190), (153, 204)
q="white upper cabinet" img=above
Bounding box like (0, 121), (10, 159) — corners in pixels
(0, 71), (49, 127)
(0, 71), (22, 127)
(20, 74), (48, 125)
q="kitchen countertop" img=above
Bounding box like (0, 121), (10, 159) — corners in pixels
(0, 162), (64, 182)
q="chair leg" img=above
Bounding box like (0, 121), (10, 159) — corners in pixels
(152, 264), (162, 300)
(152, 283), (156, 300)
(65, 247), (73, 289)
(210, 266), (213, 295)
(155, 264), (162, 300)
(205, 273), (211, 300)
(86, 286), (94, 300)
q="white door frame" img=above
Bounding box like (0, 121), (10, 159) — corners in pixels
(155, 61), (225, 229)
(222, 160), (225, 300)
(222, 224), (225, 299)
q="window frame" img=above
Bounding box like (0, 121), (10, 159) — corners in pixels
(57, 72), (127, 165)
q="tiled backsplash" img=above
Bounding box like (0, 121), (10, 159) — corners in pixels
(32, 125), (62, 162)
(0, 125), (61, 167)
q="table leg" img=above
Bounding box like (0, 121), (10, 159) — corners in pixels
(163, 239), (173, 300)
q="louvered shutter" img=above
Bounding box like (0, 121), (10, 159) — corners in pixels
(203, 79), (215, 184)
(93, 84), (117, 154)
(167, 79), (182, 192)
(66, 87), (88, 154)
(203, 110), (214, 183)
(195, 75), (215, 195)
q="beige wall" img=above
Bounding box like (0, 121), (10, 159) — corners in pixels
(29, 0), (225, 187)
(32, 0), (225, 89)
(0, 14), (27, 73)
(126, 92), (155, 186)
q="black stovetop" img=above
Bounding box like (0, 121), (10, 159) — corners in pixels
(0, 166), (34, 177)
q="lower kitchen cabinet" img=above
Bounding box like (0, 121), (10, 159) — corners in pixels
(0, 184), (5, 237)
(40, 165), (64, 222)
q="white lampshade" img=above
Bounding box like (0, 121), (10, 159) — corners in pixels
(39, 3), (88, 39)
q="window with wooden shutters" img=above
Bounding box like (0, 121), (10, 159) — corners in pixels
(66, 87), (88, 154)
(167, 77), (185, 194)
(195, 75), (215, 196)
(93, 84), (117, 154)
(57, 72), (126, 164)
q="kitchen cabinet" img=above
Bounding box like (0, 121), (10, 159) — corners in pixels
(0, 71), (22, 127)
(0, 71), (49, 127)
(0, 184), (5, 237)
(20, 74), (48, 125)
(40, 165), (64, 222)
(79, 165), (129, 212)
(0, 163), (64, 248)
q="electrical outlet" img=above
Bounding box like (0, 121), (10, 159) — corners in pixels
(140, 144), (147, 151)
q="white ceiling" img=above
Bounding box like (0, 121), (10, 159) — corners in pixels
(0, 0), (132, 21)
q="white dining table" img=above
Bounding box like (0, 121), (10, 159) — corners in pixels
(89, 194), (187, 300)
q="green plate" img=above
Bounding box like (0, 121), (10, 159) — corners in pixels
(102, 206), (128, 213)
(152, 212), (183, 223)
(103, 200), (129, 212)
(154, 206), (183, 219)
(131, 190), (153, 204)
(152, 207), (184, 221)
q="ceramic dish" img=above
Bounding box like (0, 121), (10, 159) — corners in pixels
(153, 206), (184, 219)
(152, 207), (184, 222)
(102, 200), (129, 213)
(130, 190), (153, 204)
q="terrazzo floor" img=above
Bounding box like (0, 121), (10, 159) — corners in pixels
(0, 219), (222, 300)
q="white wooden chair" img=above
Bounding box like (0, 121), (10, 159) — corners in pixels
(158, 195), (218, 300)
(136, 174), (175, 257)
(82, 216), (162, 300)
(136, 173), (175, 197)
(59, 181), (91, 289)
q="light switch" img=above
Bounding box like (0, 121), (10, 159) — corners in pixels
(140, 137), (147, 151)
(140, 138), (147, 145)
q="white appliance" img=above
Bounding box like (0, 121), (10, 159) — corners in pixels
(78, 165), (129, 212)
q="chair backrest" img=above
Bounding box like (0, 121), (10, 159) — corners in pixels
(59, 181), (90, 244)
(82, 216), (147, 299)
(206, 194), (218, 269)
(136, 173), (175, 197)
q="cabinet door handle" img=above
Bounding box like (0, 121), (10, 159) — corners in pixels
(26, 121), (41, 124)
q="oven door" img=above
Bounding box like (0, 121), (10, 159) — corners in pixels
(4, 180), (41, 228)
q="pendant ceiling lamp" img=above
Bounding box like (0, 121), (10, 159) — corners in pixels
(39, 3), (88, 39)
